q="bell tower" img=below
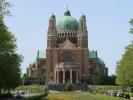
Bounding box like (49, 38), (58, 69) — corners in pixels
(78, 14), (88, 48)
(47, 14), (57, 48)
(46, 14), (57, 84)
(77, 14), (89, 83)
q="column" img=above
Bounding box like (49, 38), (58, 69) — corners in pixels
(55, 70), (56, 84)
(79, 69), (81, 84)
(63, 69), (65, 84)
(57, 71), (59, 84)
(70, 69), (72, 83)
(76, 69), (78, 84)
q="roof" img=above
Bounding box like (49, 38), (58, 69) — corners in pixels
(56, 10), (78, 31)
(89, 51), (97, 59)
(37, 50), (46, 59)
(50, 14), (55, 19)
(31, 58), (36, 64)
(89, 50), (105, 65)
(98, 58), (105, 65)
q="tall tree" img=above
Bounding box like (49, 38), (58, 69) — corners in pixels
(129, 19), (133, 34)
(116, 19), (133, 87)
(116, 43), (133, 86)
(0, 16), (22, 92)
(0, 0), (22, 92)
(0, 0), (12, 16)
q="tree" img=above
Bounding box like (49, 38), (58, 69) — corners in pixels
(88, 74), (116, 85)
(0, 14), (22, 92)
(0, 0), (12, 16)
(129, 19), (133, 34)
(99, 75), (116, 85)
(88, 74), (100, 85)
(116, 19), (133, 87)
(116, 43), (133, 86)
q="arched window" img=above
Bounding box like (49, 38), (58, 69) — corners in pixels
(60, 53), (74, 62)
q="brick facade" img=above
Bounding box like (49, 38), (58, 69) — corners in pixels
(26, 10), (108, 85)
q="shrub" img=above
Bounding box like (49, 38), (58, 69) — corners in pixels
(65, 81), (72, 91)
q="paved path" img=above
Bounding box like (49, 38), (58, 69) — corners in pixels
(23, 92), (39, 98)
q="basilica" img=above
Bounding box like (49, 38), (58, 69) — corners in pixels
(26, 10), (108, 85)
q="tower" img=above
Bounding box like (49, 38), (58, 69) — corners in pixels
(78, 14), (88, 48)
(77, 14), (89, 82)
(47, 14), (57, 48)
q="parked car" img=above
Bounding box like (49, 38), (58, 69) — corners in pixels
(14, 90), (25, 98)
(117, 92), (124, 97)
(110, 91), (117, 96)
(106, 90), (122, 97)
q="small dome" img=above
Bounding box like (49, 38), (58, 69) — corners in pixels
(56, 10), (78, 31)
(64, 10), (71, 16)
(98, 58), (105, 65)
(50, 14), (55, 19)
(80, 14), (86, 20)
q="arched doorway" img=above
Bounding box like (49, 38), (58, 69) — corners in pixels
(65, 71), (70, 83)
(59, 71), (63, 84)
(72, 71), (76, 84)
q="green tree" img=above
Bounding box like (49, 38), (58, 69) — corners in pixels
(0, 16), (22, 92)
(99, 75), (116, 85)
(88, 74), (100, 85)
(0, 1), (22, 92)
(116, 43), (133, 86)
(0, 0), (12, 16)
(116, 19), (133, 87)
(129, 19), (133, 34)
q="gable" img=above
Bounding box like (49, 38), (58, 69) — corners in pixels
(60, 40), (77, 50)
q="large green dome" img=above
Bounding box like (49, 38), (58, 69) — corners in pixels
(56, 10), (78, 31)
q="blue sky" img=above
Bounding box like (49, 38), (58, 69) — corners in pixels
(4, 0), (133, 75)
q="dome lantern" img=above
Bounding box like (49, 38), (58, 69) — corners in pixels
(64, 10), (71, 16)
(56, 10), (78, 31)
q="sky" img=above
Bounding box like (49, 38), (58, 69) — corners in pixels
(4, 0), (133, 75)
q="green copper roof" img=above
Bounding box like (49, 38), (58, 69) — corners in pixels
(89, 51), (105, 65)
(98, 58), (105, 65)
(50, 14), (55, 19)
(64, 10), (71, 16)
(31, 59), (36, 64)
(89, 51), (97, 59)
(38, 50), (46, 59)
(56, 10), (78, 31)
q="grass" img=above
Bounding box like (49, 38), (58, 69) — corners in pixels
(15, 85), (129, 100)
(47, 92), (128, 100)
(48, 92), (96, 100)
(96, 94), (128, 100)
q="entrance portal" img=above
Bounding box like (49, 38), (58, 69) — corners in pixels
(65, 71), (70, 83)
(59, 71), (63, 83)
(72, 71), (76, 84)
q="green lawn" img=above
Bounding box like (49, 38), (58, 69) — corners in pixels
(16, 85), (129, 100)
(47, 92), (128, 100)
